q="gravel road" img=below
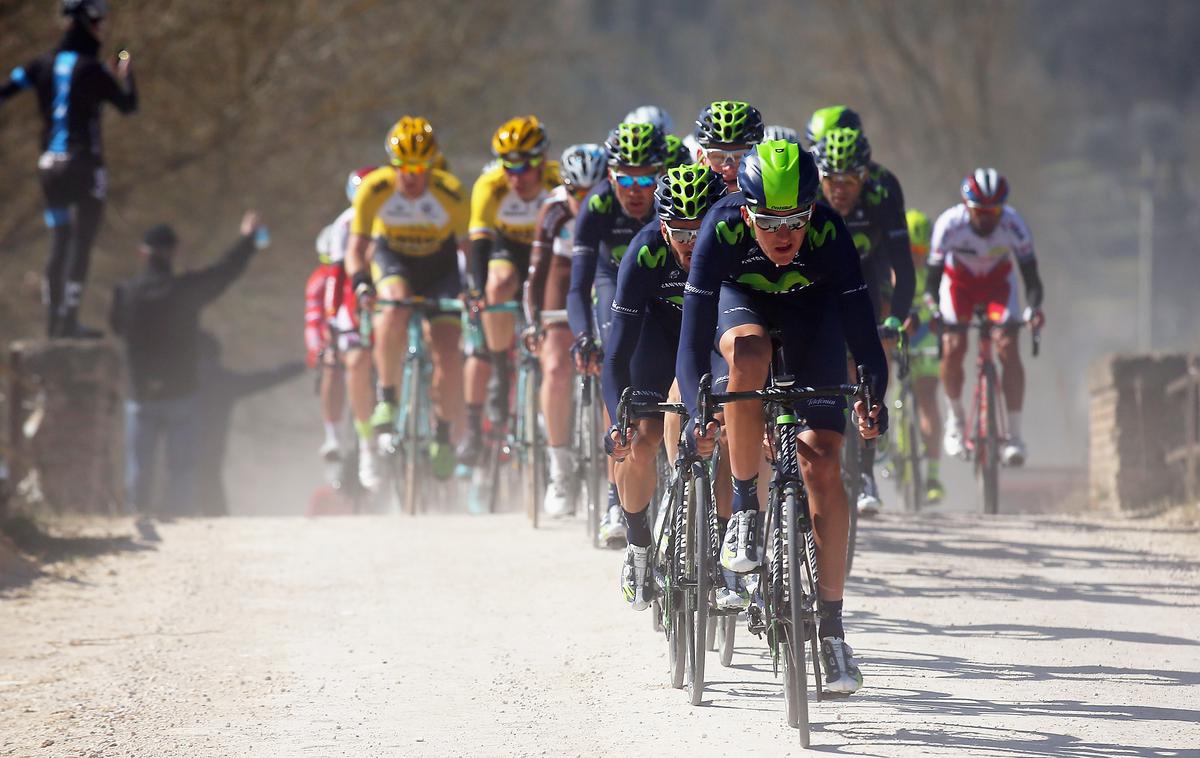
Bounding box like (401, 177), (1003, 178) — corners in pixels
(2, 506), (1198, 757)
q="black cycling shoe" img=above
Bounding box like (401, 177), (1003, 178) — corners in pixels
(456, 431), (483, 469)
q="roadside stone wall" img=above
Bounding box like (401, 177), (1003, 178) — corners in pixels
(1088, 352), (1190, 510)
(5, 340), (124, 516)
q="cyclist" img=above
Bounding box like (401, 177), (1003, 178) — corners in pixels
(309, 168), (379, 486)
(806, 105), (905, 218)
(904, 209), (945, 504)
(694, 100), (765, 191)
(1, 0), (137, 337)
(601, 163), (726, 610)
(624, 104), (674, 135)
(306, 225), (345, 462)
(345, 117), (468, 481)
(663, 135), (692, 170)
(811, 125), (914, 515)
(567, 122), (667, 545)
(459, 116), (561, 468)
(523, 143), (607, 516)
(926, 168), (1045, 466)
(763, 124), (801, 143)
(677, 140), (888, 694)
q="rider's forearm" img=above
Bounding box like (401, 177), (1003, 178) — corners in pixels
(601, 311), (640, 422)
(1018, 259), (1044, 310)
(524, 242), (550, 324)
(344, 234), (371, 278)
(842, 286), (890, 398)
(468, 236), (492, 293)
(887, 237), (916, 318)
(924, 262), (944, 304)
(566, 248), (597, 339)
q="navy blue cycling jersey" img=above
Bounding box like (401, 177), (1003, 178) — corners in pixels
(818, 167), (913, 319)
(676, 192), (888, 416)
(1, 27), (137, 160)
(601, 220), (687, 420)
(566, 178), (653, 339)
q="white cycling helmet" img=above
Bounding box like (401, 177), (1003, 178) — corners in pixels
(624, 105), (675, 136)
(560, 143), (607, 191)
(315, 224), (333, 264)
(763, 124), (801, 143)
(682, 133), (703, 161)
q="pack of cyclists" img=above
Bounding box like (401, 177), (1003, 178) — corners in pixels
(306, 102), (1046, 696)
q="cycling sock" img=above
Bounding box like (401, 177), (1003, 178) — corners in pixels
(927, 459), (940, 479)
(467, 404), (483, 435)
(435, 419), (451, 444)
(608, 483), (621, 510)
(948, 397), (966, 424)
(379, 385), (398, 405)
(860, 445), (876, 477)
(623, 507), (652, 548)
(1007, 410), (1023, 438)
(548, 446), (571, 480)
(818, 599), (845, 639)
(355, 419), (372, 441)
(323, 421), (340, 446)
(732, 475), (758, 514)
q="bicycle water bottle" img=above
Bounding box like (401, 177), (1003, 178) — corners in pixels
(254, 225), (271, 250)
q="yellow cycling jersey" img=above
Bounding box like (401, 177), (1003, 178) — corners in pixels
(351, 167), (468, 257)
(468, 160), (561, 247)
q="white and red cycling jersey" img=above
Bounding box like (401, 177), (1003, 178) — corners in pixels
(306, 208), (363, 363)
(928, 203), (1035, 325)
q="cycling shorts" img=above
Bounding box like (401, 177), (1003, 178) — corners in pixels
(628, 316), (681, 419)
(488, 241), (531, 285)
(909, 324), (939, 381)
(713, 284), (847, 434)
(372, 236), (462, 312)
(939, 263), (1020, 327)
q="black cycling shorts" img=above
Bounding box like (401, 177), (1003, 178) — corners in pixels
(713, 284), (848, 434)
(372, 236), (462, 301)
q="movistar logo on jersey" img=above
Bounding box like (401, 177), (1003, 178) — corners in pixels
(637, 244), (667, 269)
(866, 184), (887, 206)
(667, 295), (684, 308)
(716, 219), (745, 245)
(612, 244), (629, 263)
(808, 219), (837, 247)
(736, 271), (812, 294)
(588, 193), (613, 214)
(852, 232), (872, 256)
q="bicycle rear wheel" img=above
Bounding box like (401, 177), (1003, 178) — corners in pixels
(520, 362), (543, 527)
(687, 464), (711, 706)
(665, 473), (687, 689)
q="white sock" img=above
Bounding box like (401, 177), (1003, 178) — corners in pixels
(548, 446), (572, 480)
(323, 421), (340, 447)
(1007, 411), (1022, 438)
(948, 398), (966, 424)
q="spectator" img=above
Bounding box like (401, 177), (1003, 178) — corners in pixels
(0, 0), (138, 338)
(109, 211), (266, 539)
(193, 332), (304, 517)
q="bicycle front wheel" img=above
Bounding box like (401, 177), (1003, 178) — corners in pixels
(978, 368), (1000, 515)
(402, 357), (424, 516)
(687, 464), (711, 706)
(902, 386), (923, 512)
(782, 488), (811, 744)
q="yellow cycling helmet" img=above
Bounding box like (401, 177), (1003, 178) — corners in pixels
(386, 116), (438, 166)
(491, 115), (548, 158)
(906, 208), (932, 255)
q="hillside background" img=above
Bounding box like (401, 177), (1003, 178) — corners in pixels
(2, 0), (1197, 514)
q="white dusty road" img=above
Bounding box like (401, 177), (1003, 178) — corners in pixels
(2, 505), (1198, 757)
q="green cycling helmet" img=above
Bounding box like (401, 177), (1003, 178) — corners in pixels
(907, 209), (932, 250)
(805, 105), (863, 147)
(655, 163), (726, 221)
(813, 127), (872, 174)
(663, 134), (692, 169)
(737, 139), (820, 212)
(695, 101), (765, 147)
(604, 122), (667, 168)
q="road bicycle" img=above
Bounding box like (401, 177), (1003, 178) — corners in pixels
(700, 347), (873, 747)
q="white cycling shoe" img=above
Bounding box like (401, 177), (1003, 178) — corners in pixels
(1002, 436), (1028, 467)
(543, 475), (574, 518)
(943, 416), (966, 458)
(599, 505), (627, 546)
(621, 544), (653, 611)
(715, 567), (750, 610)
(720, 510), (761, 573)
(358, 439), (382, 492)
(319, 438), (341, 463)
